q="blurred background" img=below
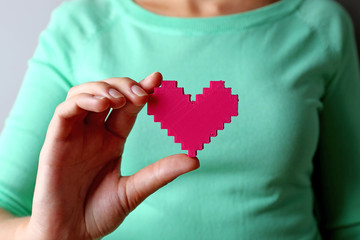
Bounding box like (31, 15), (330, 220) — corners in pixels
(0, 0), (63, 129)
(0, 0), (359, 129)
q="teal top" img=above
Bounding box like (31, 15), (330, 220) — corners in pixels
(1, 0), (360, 239)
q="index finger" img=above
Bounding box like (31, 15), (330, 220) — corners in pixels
(139, 72), (163, 93)
(104, 72), (162, 139)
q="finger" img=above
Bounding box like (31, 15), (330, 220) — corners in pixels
(66, 73), (161, 130)
(85, 109), (111, 126)
(66, 81), (127, 109)
(102, 76), (150, 110)
(118, 154), (200, 213)
(48, 93), (110, 140)
(66, 81), (128, 125)
(105, 72), (162, 139)
(139, 72), (163, 93)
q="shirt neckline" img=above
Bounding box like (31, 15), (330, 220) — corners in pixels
(116, 0), (303, 33)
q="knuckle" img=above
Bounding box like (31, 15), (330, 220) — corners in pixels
(84, 81), (109, 92)
(120, 177), (140, 214)
(67, 81), (112, 98)
(54, 102), (66, 117)
(66, 85), (78, 98)
(105, 77), (135, 85)
(153, 162), (166, 188)
(95, 80), (111, 88)
(66, 83), (91, 98)
(121, 77), (133, 82)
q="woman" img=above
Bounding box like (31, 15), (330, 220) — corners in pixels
(0, 0), (359, 239)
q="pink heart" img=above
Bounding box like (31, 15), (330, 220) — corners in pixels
(147, 81), (238, 157)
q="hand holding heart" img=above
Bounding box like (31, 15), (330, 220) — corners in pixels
(19, 72), (199, 240)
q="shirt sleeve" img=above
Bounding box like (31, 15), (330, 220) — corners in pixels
(312, 7), (360, 239)
(0, 3), (75, 216)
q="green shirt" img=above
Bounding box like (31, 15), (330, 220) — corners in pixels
(1, 0), (360, 239)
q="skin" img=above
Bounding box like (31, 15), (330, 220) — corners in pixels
(134, 0), (280, 17)
(0, 1), (281, 239)
(0, 73), (199, 240)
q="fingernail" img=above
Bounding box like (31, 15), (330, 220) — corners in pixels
(109, 88), (123, 98)
(94, 95), (105, 99)
(131, 85), (147, 97)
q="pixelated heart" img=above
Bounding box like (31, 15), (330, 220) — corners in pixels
(147, 81), (238, 157)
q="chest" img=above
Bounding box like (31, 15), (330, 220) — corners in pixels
(74, 25), (328, 188)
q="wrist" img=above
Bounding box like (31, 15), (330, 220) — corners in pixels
(16, 218), (98, 240)
(14, 217), (33, 240)
(14, 217), (50, 240)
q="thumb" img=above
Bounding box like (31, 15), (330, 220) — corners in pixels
(119, 154), (199, 213)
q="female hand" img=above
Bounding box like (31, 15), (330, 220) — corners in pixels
(20, 72), (199, 240)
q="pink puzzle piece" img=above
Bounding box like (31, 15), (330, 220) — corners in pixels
(147, 81), (238, 157)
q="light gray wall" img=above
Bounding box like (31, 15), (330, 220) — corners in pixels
(0, 0), (64, 130)
(0, 0), (359, 130)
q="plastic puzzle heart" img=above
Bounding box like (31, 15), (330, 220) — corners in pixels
(147, 81), (238, 157)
